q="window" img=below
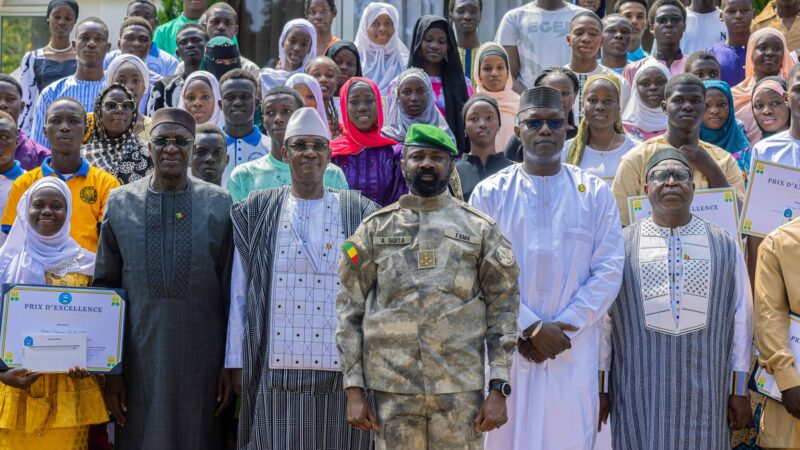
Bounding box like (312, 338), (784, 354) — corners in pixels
(234, 0), (305, 68)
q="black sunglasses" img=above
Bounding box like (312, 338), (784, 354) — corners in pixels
(102, 100), (136, 113)
(519, 119), (565, 130)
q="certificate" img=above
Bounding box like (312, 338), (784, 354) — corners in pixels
(0, 284), (125, 373)
(749, 312), (800, 402)
(627, 188), (741, 246)
(740, 160), (800, 237)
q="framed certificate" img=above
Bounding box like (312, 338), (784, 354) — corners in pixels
(0, 284), (125, 374)
(627, 188), (742, 246)
(740, 160), (800, 237)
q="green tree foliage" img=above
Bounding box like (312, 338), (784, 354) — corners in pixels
(157, 0), (183, 24)
(1, 16), (48, 74)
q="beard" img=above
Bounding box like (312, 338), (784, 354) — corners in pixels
(404, 166), (451, 197)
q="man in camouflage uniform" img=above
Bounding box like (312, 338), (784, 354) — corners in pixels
(336, 123), (520, 450)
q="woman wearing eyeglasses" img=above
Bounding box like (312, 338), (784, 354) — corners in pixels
(82, 83), (153, 185)
(104, 54), (154, 141)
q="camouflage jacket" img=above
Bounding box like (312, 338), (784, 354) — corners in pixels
(336, 191), (520, 394)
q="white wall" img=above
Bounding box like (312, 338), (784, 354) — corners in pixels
(76, 0), (131, 49)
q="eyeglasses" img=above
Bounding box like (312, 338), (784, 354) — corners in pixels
(102, 100), (137, 113)
(152, 137), (193, 149)
(519, 119), (565, 130)
(648, 169), (692, 183)
(288, 141), (328, 152)
(655, 15), (683, 25)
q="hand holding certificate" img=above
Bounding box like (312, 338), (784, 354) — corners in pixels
(740, 160), (800, 237)
(0, 284), (125, 373)
(750, 312), (800, 403)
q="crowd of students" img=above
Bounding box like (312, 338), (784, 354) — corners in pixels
(0, 0), (798, 448)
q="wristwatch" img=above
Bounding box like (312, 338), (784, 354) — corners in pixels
(489, 380), (512, 397)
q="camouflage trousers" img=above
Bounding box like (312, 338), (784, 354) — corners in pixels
(373, 390), (484, 450)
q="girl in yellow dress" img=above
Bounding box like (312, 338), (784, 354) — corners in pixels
(0, 177), (107, 449)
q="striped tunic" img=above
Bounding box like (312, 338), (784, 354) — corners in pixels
(231, 187), (377, 450)
(608, 217), (740, 450)
(30, 75), (104, 149)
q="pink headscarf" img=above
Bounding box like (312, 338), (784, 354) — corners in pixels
(732, 28), (797, 142)
(330, 77), (397, 157)
(473, 43), (520, 152)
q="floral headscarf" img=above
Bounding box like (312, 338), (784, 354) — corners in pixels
(82, 83), (153, 184)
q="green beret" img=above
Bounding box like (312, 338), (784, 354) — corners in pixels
(404, 123), (458, 156)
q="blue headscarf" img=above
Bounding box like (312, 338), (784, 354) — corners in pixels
(700, 80), (750, 156)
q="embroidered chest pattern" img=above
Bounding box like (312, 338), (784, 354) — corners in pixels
(269, 194), (345, 371)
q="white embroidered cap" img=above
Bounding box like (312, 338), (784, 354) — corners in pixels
(283, 107), (331, 145)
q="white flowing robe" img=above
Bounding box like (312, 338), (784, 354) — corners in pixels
(470, 164), (624, 450)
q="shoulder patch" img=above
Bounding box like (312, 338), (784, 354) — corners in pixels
(457, 202), (496, 225)
(341, 241), (362, 267)
(495, 246), (516, 267)
(363, 202), (401, 223)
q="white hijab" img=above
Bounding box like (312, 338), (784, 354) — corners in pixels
(105, 54), (150, 92)
(285, 73), (330, 139)
(178, 70), (225, 129)
(622, 58), (670, 133)
(383, 68), (454, 142)
(105, 54), (152, 115)
(0, 177), (95, 285)
(260, 19), (318, 93)
(354, 3), (409, 95)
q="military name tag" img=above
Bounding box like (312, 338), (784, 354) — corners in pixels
(417, 250), (436, 269)
(444, 229), (479, 244)
(373, 236), (411, 245)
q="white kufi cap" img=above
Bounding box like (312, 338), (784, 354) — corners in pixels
(283, 107), (331, 144)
